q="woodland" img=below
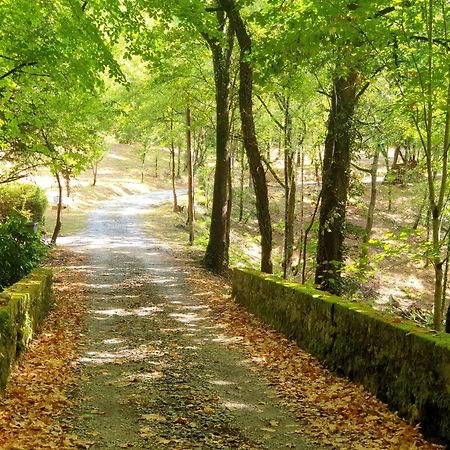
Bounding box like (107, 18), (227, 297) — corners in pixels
(2, 0), (450, 335)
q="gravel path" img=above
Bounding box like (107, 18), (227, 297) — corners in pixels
(62, 192), (321, 450)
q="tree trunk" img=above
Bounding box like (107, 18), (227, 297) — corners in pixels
(360, 146), (380, 265)
(92, 163), (98, 186)
(177, 145), (181, 179)
(219, 0), (273, 273)
(282, 96), (295, 278)
(141, 152), (146, 184)
(315, 71), (358, 293)
(294, 150), (305, 275)
(186, 103), (195, 245)
(171, 141), (178, 213)
(239, 142), (245, 222)
(51, 171), (63, 244)
(204, 18), (233, 272)
(64, 173), (71, 198)
(225, 156), (233, 266)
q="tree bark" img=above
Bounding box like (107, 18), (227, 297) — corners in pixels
(360, 146), (380, 265)
(186, 102), (195, 245)
(203, 15), (234, 272)
(92, 163), (98, 186)
(315, 71), (358, 293)
(219, 0), (273, 273)
(51, 171), (63, 244)
(238, 142), (245, 222)
(171, 144), (178, 213)
(282, 96), (295, 278)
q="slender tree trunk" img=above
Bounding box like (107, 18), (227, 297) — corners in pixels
(239, 142), (245, 222)
(51, 171), (63, 244)
(171, 143), (178, 212)
(219, 0), (273, 273)
(294, 149), (305, 275)
(442, 234), (450, 322)
(315, 71), (358, 293)
(141, 152), (146, 184)
(177, 145), (181, 179)
(301, 190), (322, 284)
(412, 189), (428, 230)
(282, 96), (295, 278)
(225, 157), (233, 265)
(64, 173), (71, 198)
(382, 150), (393, 211)
(92, 163), (98, 186)
(360, 146), (380, 265)
(154, 148), (158, 178)
(186, 102), (195, 245)
(204, 18), (234, 272)
(170, 114), (178, 212)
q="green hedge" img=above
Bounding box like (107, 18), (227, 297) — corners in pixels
(232, 268), (450, 445)
(0, 268), (53, 391)
(0, 183), (48, 223)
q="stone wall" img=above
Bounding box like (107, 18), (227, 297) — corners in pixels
(232, 268), (450, 444)
(0, 268), (53, 391)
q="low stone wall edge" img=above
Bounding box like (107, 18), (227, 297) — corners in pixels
(232, 268), (450, 444)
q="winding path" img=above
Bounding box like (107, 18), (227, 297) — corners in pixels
(62, 192), (320, 450)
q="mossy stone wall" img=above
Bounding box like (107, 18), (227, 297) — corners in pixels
(232, 268), (450, 445)
(0, 268), (53, 391)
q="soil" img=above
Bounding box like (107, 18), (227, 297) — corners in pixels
(62, 192), (320, 449)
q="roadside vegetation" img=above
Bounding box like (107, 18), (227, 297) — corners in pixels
(2, 0), (450, 333)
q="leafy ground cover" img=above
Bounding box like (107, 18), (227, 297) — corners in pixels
(0, 249), (89, 450)
(0, 193), (443, 450)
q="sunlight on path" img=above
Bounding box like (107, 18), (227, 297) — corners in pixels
(63, 191), (319, 450)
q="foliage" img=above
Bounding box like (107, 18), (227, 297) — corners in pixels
(0, 215), (47, 290)
(0, 184), (47, 223)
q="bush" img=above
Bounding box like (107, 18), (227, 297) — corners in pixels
(0, 214), (48, 290)
(0, 184), (48, 223)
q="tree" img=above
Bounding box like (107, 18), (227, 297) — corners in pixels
(218, 0), (273, 274)
(203, 11), (235, 272)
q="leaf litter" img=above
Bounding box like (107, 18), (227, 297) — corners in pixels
(183, 262), (444, 450)
(0, 243), (444, 450)
(0, 249), (89, 450)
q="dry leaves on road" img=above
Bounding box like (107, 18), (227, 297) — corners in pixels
(185, 264), (443, 450)
(0, 249), (88, 450)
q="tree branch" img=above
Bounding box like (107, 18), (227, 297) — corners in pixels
(256, 94), (284, 130)
(0, 61), (37, 80)
(351, 162), (372, 174)
(260, 154), (285, 188)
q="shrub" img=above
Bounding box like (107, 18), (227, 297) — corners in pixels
(0, 214), (48, 290)
(0, 184), (48, 223)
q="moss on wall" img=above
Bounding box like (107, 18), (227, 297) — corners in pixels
(0, 268), (53, 391)
(232, 268), (450, 445)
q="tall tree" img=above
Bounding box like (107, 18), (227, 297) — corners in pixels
(218, 0), (273, 273)
(203, 11), (235, 272)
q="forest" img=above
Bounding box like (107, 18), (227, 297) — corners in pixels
(3, 0), (450, 448)
(2, 0), (450, 331)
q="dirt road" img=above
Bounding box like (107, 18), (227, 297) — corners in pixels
(62, 192), (320, 450)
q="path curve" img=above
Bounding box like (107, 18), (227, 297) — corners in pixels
(63, 192), (320, 450)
